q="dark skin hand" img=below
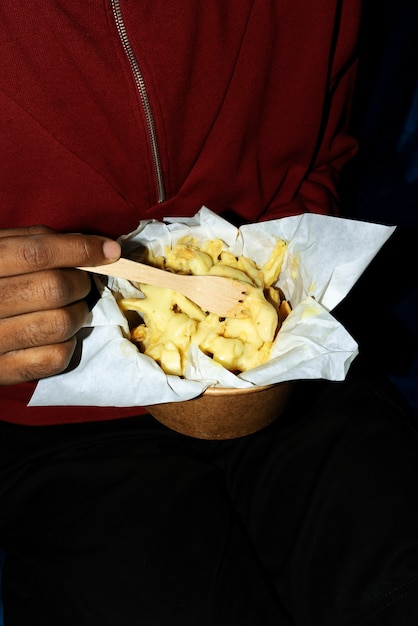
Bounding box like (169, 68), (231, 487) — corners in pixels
(0, 226), (121, 384)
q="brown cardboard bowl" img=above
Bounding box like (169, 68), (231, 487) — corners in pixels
(145, 381), (295, 440)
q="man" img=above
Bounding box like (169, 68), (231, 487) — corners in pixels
(1, 2), (418, 624)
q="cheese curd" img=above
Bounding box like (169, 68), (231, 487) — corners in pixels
(118, 237), (289, 376)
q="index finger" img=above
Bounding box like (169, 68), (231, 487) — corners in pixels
(0, 225), (54, 238)
(0, 231), (121, 278)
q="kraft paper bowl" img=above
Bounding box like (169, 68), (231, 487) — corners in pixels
(145, 381), (294, 440)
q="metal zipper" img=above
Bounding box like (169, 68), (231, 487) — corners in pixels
(110, 0), (166, 203)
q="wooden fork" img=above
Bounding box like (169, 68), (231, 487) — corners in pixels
(80, 257), (249, 318)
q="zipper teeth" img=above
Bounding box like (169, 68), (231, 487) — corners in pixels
(111, 0), (165, 203)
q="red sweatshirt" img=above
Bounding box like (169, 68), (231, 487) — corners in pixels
(0, 1), (361, 425)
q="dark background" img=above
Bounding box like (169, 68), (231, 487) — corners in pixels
(337, 0), (418, 418)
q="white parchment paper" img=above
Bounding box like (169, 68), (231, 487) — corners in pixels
(30, 207), (395, 407)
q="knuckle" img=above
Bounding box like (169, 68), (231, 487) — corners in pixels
(21, 341), (76, 381)
(27, 225), (54, 235)
(32, 270), (89, 309)
(0, 302), (86, 356)
(39, 271), (74, 307)
(74, 239), (93, 265)
(52, 234), (99, 267)
(20, 236), (51, 270)
(0, 272), (83, 318)
(0, 277), (22, 312)
(50, 308), (77, 341)
(36, 309), (76, 344)
(13, 309), (77, 349)
(0, 273), (67, 311)
(0, 339), (76, 384)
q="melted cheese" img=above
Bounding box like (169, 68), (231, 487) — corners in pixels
(119, 236), (289, 376)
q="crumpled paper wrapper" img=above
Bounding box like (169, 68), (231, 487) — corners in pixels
(29, 207), (395, 407)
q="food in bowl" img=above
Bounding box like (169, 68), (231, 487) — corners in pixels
(118, 236), (291, 376)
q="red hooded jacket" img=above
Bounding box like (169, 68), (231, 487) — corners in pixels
(0, 1), (361, 424)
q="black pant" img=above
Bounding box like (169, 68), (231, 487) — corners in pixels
(1, 359), (418, 625)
